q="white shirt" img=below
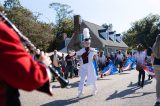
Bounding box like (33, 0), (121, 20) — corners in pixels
(76, 48), (97, 65)
(117, 53), (124, 61)
(135, 51), (146, 65)
(53, 54), (59, 67)
(98, 55), (106, 65)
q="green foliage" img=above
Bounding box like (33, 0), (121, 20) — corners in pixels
(4, 0), (21, 9)
(49, 2), (74, 50)
(2, 5), (54, 51)
(49, 2), (73, 24)
(102, 23), (113, 31)
(49, 2), (74, 37)
(1, 1), (75, 51)
(102, 23), (109, 29)
(123, 14), (160, 49)
(0, 4), (5, 11)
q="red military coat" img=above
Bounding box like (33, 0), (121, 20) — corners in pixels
(0, 21), (52, 105)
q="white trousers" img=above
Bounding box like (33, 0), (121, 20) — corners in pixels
(78, 62), (97, 92)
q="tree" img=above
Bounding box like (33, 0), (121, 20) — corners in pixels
(49, 2), (74, 37)
(102, 23), (113, 31)
(3, 5), (54, 51)
(1, 2), (56, 51)
(4, 0), (21, 9)
(102, 23), (109, 29)
(0, 4), (5, 12)
(108, 24), (113, 31)
(123, 14), (160, 48)
(49, 2), (74, 50)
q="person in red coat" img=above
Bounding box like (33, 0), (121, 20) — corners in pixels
(0, 19), (53, 106)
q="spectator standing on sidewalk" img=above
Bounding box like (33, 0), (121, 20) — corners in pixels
(116, 51), (124, 73)
(134, 44), (146, 88)
(51, 50), (63, 81)
(152, 34), (160, 106)
(65, 50), (74, 79)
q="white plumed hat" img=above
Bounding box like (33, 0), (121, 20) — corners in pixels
(83, 28), (90, 39)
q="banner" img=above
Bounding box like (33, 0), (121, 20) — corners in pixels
(100, 62), (118, 75)
(93, 60), (99, 76)
(141, 64), (155, 78)
(122, 57), (136, 71)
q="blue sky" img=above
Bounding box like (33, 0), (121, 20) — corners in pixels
(1, 0), (160, 33)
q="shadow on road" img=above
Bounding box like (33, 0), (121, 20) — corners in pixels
(127, 80), (152, 88)
(52, 81), (79, 89)
(41, 95), (93, 106)
(69, 81), (79, 88)
(121, 91), (155, 99)
(106, 80), (154, 101)
(119, 72), (130, 75)
(97, 78), (111, 81)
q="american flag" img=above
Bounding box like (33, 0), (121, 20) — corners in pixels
(141, 65), (155, 78)
(122, 57), (135, 71)
(100, 62), (118, 75)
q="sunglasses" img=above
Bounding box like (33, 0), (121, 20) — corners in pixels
(84, 38), (91, 41)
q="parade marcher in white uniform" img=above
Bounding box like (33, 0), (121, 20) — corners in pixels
(73, 28), (97, 98)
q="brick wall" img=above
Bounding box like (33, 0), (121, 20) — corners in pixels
(67, 15), (81, 51)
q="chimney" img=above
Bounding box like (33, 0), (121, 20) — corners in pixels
(74, 15), (81, 35)
(68, 15), (81, 51)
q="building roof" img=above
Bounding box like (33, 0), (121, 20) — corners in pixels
(82, 20), (128, 48)
(115, 34), (122, 43)
(98, 28), (107, 40)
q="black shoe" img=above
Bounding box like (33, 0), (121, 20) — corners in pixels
(155, 102), (160, 106)
(101, 75), (103, 78)
(148, 77), (151, 80)
(140, 85), (143, 88)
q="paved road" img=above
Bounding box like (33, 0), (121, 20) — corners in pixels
(20, 70), (156, 106)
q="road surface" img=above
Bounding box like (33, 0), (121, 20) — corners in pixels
(20, 70), (156, 106)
